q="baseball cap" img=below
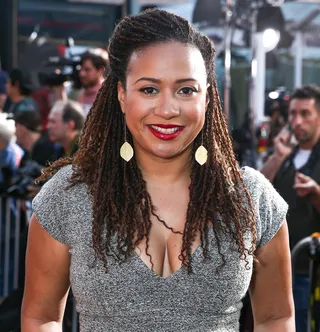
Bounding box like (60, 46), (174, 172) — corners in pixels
(14, 111), (42, 133)
(9, 68), (34, 92)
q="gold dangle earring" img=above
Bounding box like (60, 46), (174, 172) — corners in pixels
(195, 130), (207, 166)
(120, 115), (134, 162)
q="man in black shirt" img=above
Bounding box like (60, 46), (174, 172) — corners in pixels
(261, 85), (320, 332)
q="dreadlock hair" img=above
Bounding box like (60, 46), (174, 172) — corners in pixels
(40, 8), (257, 273)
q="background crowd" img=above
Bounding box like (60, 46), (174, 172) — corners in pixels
(0, 48), (109, 331)
(0, 48), (109, 199)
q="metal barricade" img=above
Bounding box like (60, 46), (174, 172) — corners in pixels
(0, 197), (27, 297)
(292, 233), (320, 332)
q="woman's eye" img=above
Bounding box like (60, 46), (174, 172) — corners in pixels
(178, 87), (197, 95)
(140, 87), (158, 95)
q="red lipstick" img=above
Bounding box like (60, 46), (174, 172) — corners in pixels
(147, 124), (184, 141)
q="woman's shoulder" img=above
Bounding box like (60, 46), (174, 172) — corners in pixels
(240, 166), (288, 247)
(50, 164), (73, 183)
(34, 164), (81, 209)
(32, 165), (90, 244)
(40, 164), (76, 193)
(240, 166), (271, 195)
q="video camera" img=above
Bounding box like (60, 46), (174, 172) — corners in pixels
(38, 55), (82, 87)
(1, 161), (43, 199)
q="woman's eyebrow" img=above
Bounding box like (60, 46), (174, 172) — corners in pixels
(133, 77), (198, 85)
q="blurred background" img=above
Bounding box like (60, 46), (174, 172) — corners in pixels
(1, 0), (320, 127)
(1, 0), (320, 165)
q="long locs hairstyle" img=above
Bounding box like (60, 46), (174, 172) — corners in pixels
(40, 9), (257, 273)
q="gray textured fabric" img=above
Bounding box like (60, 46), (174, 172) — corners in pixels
(32, 165), (288, 332)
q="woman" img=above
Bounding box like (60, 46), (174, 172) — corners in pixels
(21, 9), (295, 332)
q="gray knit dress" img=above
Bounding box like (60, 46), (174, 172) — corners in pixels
(32, 165), (288, 332)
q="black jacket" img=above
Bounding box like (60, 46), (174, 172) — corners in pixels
(274, 140), (320, 275)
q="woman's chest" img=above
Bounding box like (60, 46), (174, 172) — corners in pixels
(67, 216), (253, 316)
(64, 191), (254, 314)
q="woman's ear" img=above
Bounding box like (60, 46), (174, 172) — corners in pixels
(117, 81), (126, 114)
(205, 84), (211, 110)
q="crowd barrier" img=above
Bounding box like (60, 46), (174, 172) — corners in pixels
(292, 233), (320, 332)
(0, 197), (25, 297)
(0, 197), (78, 332)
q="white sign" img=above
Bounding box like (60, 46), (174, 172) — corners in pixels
(68, 0), (125, 4)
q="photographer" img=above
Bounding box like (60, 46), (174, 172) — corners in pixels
(14, 110), (56, 168)
(77, 48), (109, 115)
(7, 111), (45, 201)
(0, 115), (50, 332)
(45, 48), (108, 118)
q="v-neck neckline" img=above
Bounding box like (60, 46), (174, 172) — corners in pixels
(133, 244), (202, 279)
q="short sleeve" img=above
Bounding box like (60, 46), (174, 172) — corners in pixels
(32, 165), (72, 244)
(241, 167), (288, 247)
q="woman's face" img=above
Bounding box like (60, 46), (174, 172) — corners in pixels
(118, 41), (209, 161)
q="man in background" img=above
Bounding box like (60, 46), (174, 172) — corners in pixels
(4, 69), (38, 115)
(260, 84), (320, 332)
(77, 48), (109, 115)
(47, 100), (85, 158)
(19, 101), (84, 201)
(14, 110), (56, 168)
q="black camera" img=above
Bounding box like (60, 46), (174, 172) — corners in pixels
(38, 55), (81, 87)
(5, 161), (43, 199)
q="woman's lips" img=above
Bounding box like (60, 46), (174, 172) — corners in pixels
(148, 124), (184, 140)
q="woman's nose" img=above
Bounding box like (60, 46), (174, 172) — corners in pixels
(153, 93), (180, 119)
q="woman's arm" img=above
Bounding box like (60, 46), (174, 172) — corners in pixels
(21, 215), (71, 332)
(249, 221), (295, 332)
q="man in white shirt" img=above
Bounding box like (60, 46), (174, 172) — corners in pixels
(77, 49), (109, 116)
(260, 84), (320, 332)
